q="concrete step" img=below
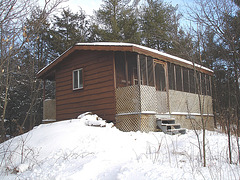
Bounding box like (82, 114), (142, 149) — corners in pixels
(167, 128), (186, 135)
(162, 124), (181, 129)
(161, 119), (175, 124)
(156, 118), (186, 135)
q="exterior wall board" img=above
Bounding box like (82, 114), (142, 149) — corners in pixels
(169, 90), (213, 114)
(172, 115), (214, 130)
(55, 50), (116, 121)
(168, 90), (214, 130)
(156, 91), (168, 113)
(116, 114), (156, 132)
(115, 85), (158, 132)
(115, 85), (140, 114)
(43, 99), (56, 120)
(140, 85), (157, 112)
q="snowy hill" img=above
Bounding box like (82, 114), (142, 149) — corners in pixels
(0, 113), (239, 179)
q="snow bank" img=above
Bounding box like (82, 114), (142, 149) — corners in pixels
(77, 112), (110, 127)
(0, 113), (239, 179)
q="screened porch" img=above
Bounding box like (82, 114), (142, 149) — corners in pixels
(114, 51), (213, 131)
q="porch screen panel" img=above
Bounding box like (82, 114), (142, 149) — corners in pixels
(155, 63), (166, 91)
(115, 52), (126, 87)
(168, 62), (175, 90)
(183, 67), (189, 92)
(206, 75), (210, 96)
(175, 65), (182, 91)
(140, 55), (147, 85)
(196, 71), (202, 94)
(189, 69), (195, 93)
(201, 73), (206, 95)
(147, 57), (154, 87)
(127, 53), (137, 86)
(209, 75), (212, 96)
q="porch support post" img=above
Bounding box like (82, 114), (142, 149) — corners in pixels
(113, 52), (117, 89)
(145, 56), (148, 86)
(174, 64), (176, 90)
(188, 69), (190, 93)
(165, 63), (170, 114)
(153, 59), (156, 88)
(210, 75), (212, 97)
(137, 54), (142, 130)
(137, 54), (141, 86)
(181, 67), (184, 91)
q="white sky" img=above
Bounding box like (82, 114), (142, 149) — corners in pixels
(38, 0), (193, 29)
(40, 0), (189, 16)
(57, 0), (102, 15)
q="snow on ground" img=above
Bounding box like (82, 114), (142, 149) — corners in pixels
(0, 113), (240, 180)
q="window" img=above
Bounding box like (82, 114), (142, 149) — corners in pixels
(73, 68), (83, 90)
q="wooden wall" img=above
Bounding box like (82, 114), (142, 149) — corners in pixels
(55, 50), (116, 122)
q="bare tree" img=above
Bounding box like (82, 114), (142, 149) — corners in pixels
(186, 0), (240, 164)
(186, 0), (240, 118)
(0, 0), (65, 143)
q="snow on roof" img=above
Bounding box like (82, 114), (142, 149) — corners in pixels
(37, 42), (213, 78)
(76, 42), (213, 73)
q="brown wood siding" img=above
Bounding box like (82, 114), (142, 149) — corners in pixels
(55, 50), (116, 122)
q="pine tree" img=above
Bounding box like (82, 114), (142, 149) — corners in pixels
(92, 0), (140, 43)
(140, 0), (179, 51)
(49, 8), (89, 56)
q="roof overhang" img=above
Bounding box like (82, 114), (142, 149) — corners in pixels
(37, 42), (213, 80)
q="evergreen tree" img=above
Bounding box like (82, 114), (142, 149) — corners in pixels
(92, 0), (140, 43)
(49, 8), (89, 56)
(166, 28), (195, 60)
(140, 0), (179, 51)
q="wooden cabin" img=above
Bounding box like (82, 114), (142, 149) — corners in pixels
(37, 42), (214, 132)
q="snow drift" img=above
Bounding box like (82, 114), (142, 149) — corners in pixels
(0, 113), (239, 179)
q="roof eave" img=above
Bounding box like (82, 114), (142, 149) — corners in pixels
(37, 45), (77, 79)
(37, 43), (214, 80)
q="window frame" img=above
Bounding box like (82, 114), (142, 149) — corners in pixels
(72, 68), (83, 90)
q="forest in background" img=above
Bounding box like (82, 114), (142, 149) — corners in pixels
(0, 0), (239, 143)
